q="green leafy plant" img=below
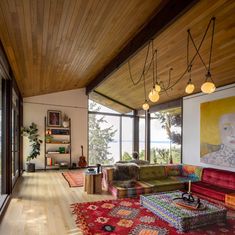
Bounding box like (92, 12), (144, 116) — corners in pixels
(21, 123), (43, 162)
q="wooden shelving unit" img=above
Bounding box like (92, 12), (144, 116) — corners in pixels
(44, 117), (72, 170)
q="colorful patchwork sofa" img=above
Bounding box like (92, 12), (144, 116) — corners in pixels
(102, 164), (203, 198)
(191, 168), (235, 202)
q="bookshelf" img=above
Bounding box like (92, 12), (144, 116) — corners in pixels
(44, 117), (72, 170)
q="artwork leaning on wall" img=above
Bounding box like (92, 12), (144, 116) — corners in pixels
(200, 96), (235, 168)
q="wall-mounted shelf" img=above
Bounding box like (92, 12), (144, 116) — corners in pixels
(44, 117), (72, 170)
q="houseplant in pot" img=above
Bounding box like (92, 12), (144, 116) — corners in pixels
(21, 122), (43, 172)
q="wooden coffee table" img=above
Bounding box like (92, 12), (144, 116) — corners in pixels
(84, 172), (102, 194)
(140, 191), (227, 232)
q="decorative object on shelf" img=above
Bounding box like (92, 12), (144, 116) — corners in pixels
(128, 18), (216, 111)
(59, 147), (66, 154)
(47, 110), (62, 127)
(87, 168), (95, 172)
(21, 122), (43, 172)
(96, 164), (101, 173)
(78, 145), (87, 168)
(51, 129), (69, 135)
(62, 113), (70, 128)
(45, 130), (53, 143)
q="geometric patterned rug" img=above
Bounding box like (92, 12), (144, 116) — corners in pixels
(71, 197), (235, 235)
(62, 171), (84, 187)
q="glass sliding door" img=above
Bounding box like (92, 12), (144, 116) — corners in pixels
(12, 89), (19, 185)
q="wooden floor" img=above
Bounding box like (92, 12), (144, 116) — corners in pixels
(0, 170), (115, 235)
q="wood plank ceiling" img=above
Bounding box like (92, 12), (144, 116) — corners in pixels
(0, 0), (163, 97)
(94, 0), (235, 112)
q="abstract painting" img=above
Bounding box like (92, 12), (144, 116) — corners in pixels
(200, 96), (235, 167)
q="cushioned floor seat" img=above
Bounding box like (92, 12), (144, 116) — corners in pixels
(143, 178), (185, 192)
(192, 181), (235, 201)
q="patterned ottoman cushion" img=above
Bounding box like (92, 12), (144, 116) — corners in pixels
(140, 191), (227, 232)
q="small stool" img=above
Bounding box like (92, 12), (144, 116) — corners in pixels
(84, 172), (102, 194)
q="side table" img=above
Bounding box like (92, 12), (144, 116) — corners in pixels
(84, 172), (102, 194)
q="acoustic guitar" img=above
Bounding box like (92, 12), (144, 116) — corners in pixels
(78, 145), (87, 168)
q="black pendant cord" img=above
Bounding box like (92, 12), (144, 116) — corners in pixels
(161, 17), (216, 92)
(208, 17), (216, 74)
(128, 42), (151, 86)
(188, 17), (216, 73)
(151, 40), (155, 87)
(143, 73), (147, 102)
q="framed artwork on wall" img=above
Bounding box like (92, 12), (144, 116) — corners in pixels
(47, 110), (62, 127)
(200, 96), (235, 167)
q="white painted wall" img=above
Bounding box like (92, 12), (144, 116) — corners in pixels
(23, 89), (88, 169)
(183, 83), (235, 172)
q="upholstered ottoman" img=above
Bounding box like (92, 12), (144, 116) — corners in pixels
(140, 191), (227, 232)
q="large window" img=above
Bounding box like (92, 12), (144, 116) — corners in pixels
(88, 100), (134, 165)
(139, 117), (145, 160)
(121, 116), (133, 160)
(150, 107), (182, 164)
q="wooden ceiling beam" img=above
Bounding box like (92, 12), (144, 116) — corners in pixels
(86, 0), (199, 94)
(92, 91), (134, 111)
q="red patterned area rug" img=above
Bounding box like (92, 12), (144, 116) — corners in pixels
(62, 171), (84, 187)
(71, 197), (235, 235)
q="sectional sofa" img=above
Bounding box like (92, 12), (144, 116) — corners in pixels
(102, 164), (202, 198)
(102, 164), (235, 208)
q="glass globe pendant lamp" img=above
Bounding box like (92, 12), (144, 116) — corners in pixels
(201, 72), (216, 94)
(142, 100), (149, 111)
(154, 83), (161, 92)
(148, 88), (159, 102)
(185, 79), (195, 94)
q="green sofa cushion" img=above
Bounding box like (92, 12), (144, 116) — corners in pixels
(139, 165), (166, 180)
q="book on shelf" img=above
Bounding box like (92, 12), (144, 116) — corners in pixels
(47, 151), (60, 154)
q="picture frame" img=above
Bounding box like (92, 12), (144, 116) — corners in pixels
(47, 110), (62, 127)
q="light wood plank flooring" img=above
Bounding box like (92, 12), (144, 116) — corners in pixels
(0, 170), (115, 235)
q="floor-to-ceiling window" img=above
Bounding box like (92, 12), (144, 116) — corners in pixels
(150, 107), (182, 164)
(139, 116), (145, 160)
(12, 89), (20, 185)
(0, 76), (2, 196)
(88, 100), (134, 165)
(121, 116), (133, 160)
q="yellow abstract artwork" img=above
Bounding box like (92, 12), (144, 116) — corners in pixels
(200, 96), (235, 167)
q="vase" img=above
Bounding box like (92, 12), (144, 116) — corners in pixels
(62, 121), (69, 128)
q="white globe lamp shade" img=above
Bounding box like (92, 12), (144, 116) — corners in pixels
(142, 102), (149, 111)
(185, 83), (195, 94)
(201, 81), (216, 94)
(148, 89), (160, 103)
(154, 84), (161, 92)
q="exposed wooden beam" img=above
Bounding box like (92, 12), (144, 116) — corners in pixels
(93, 90), (134, 111)
(86, 0), (199, 94)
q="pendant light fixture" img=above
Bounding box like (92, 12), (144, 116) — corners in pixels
(126, 17), (216, 111)
(142, 100), (149, 111)
(201, 17), (216, 94)
(149, 88), (159, 102)
(201, 71), (216, 93)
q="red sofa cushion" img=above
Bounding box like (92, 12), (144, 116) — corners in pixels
(191, 181), (234, 201)
(202, 168), (235, 190)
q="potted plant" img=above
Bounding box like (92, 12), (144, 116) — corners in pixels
(21, 122), (43, 172)
(62, 113), (69, 128)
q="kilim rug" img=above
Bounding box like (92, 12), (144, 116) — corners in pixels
(71, 197), (235, 235)
(62, 171), (84, 187)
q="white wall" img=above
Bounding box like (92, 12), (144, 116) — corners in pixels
(183, 83), (235, 172)
(23, 89), (88, 169)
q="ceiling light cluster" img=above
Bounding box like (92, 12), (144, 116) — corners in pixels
(128, 17), (216, 111)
